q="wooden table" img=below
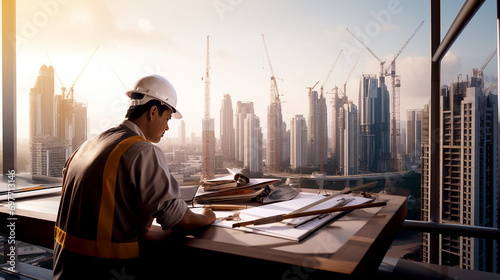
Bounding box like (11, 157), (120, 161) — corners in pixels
(0, 190), (407, 279)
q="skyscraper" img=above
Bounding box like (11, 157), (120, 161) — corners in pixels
(30, 135), (70, 177)
(202, 36), (215, 180)
(30, 64), (76, 177)
(421, 76), (498, 272)
(339, 102), (358, 175)
(235, 101), (254, 166)
(406, 109), (422, 164)
(29, 65), (55, 138)
(290, 115), (307, 170)
(244, 113), (263, 173)
(72, 102), (87, 151)
(358, 74), (390, 173)
(220, 94), (235, 161)
(307, 90), (328, 169)
(331, 90), (349, 174)
(54, 96), (87, 152)
(267, 99), (283, 173)
(178, 120), (186, 146)
(262, 34), (284, 173)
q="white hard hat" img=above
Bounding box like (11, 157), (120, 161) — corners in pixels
(126, 75), (182, 119)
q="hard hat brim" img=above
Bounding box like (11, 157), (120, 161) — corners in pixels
(127, 92), (182, 119)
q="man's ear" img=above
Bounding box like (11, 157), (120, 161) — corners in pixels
(148, 105), (158, 119)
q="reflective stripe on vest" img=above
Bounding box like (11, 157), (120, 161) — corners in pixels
(55, 135), (146, 259)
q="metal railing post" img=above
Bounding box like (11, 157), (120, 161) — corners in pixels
(2, 0), (17, 174)
(429, 0), (441, 265)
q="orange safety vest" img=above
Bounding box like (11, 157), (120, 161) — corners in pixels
(55, 135), (146, 259)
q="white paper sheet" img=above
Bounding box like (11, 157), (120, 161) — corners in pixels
(213, 194), (374, 241)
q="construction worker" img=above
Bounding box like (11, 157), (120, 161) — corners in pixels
(53, 75), (216, 279)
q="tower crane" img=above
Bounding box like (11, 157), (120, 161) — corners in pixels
(473, 48), (496, 85)
(46, 53), (67, 96)
(111, 67), (128, 91)
(262, 34), (283, 172)
(346, 28), (385, 78)
(262, 34), (281, 104)
(320, 50), (343, 96)
(315, 49), (343, 174)
(386, 20), (423, 171)
(480, 49), (496, 73)
(341, 56), (360, 98)
(307, 80), (320, 96)
(385, 20), (424, 76)
(67, 46), (99, 100)
(46, 46), (98, 100)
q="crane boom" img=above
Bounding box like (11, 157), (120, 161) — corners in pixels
(262, 34), (275, 79)
(345, 56), (359, 84)
(68, 46), (99, 100)
(262, 34), (280, 102)
(322, 49), (343, 88)
(46, 53), (67, 95)
(346, 28), (384, 76)
(346, 28), (383, 63)
(111, 67), (128, 91)
(342, 56), (360, 97)
(480, 49), (496, 72)
(385, 20), (424, 74)
(312, 80), (319, 89)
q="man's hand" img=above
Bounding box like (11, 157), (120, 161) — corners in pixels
(200, 207), (216, 224)
(175, 208), (216, 231)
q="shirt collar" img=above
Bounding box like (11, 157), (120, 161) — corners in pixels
(121, 119), (146, 139)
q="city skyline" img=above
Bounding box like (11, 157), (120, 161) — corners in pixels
(421, 73), (498, 271)
(12, 1), (498, 141)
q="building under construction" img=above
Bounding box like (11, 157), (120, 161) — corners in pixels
(421, 71), (498, 271)
(202, 36), (215, 180)
(262, 34), (284, 173)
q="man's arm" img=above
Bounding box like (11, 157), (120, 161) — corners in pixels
(175, 207), (216, 231)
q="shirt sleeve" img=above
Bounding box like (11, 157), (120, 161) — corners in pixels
(129, 143), (188, 230)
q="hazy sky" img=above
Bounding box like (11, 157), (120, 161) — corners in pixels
(14, 0), (498, 140)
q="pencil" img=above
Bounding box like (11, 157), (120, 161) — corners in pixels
(232, 201), (387, 228)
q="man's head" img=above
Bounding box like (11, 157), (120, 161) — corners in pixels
(125, 75), (181, 143)
(126, 75), (182, 119)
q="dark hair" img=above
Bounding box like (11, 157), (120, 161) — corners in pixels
(125, 93), (171, 120)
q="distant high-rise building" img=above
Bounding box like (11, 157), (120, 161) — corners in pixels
(220, 94), (235, 161)
(307, 90), (328, 169)
(339, 102), (358, 175)
(29, 64), (88, 177)
(358, 74), (390, 173)
(267, 100), (283, 173)
(406, 109), (422, 164)
(54, 96), (87, 152)
(72, 102), (87, 151)
(202, 36), (215, 180)
(421, 76), (498, 272)
(281, 120), (290, 166)
(29, 64), (55, 138)
(202, 118), (216, 179)
(243, 113), (263, 173)
(178, 120), (186, 146)
(262, 34), (284, 173)
(30, 135), (71, 177)
(331, 90), (349, 174)
(290, 115), (307, 170)
(399, 120), (407, 158)
(235, 101), (254, 165)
